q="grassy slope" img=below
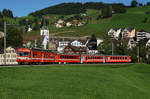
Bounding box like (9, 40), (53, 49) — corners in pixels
(56, 6), (150, 38)
(0, 64), (150, 99)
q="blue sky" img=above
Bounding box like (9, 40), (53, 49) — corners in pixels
(0, 0), (149, 17)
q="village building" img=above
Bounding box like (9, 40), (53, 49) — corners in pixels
(127, 38), (136, 49)
(0, 46), (18, 65)
(64, 45), (87, 54)
(66, 22), (72, 27)
(136, 30), (150, 42)
(23, 35), (45, 48)
(146, 39), (150, 48)
(0, 32), (4, 38)
(122, 28), (135, 38)
(108, 28), (121, 40)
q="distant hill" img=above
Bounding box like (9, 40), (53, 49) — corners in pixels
(29, 3), (86, 17)
(29, 2), (126, 17)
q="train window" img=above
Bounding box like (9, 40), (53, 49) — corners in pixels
(125, 57), (127, 59)
(24, 52), (29, 57)
(18, 52), (23, 56)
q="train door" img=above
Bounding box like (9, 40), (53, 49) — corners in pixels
(80, 55), (83, 64)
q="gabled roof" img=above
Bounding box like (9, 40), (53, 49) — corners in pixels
(41, 26), (48, 30)
(23, 35), (45, 44)
(123, 28), (135, 32)
(137, 29), (149, 33)
(65, 44), (87, 52)
(111, 28), (121, 31)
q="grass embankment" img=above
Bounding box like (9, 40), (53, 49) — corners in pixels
(0, 64), (150, 99)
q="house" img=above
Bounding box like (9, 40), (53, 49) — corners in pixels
(66, 22), (72, 27)
(108, 28), (122, 40)
(127, 38), (136, 49)
(0, 32), (4, 38)
(136, 29), (150, 42)
(23, 35), (45, 48)
(59, 41), (70, 47)
(64, 45), (87, 54)
(55, 23), (63, 28)
(122, 28), (135, 38)
(146, 39), (150, 48)
(97, 38), (103, 47)
(0, 46), (18, 65)
(87, 50), (99, 54)
(70, 40), (87, 47)
(27, 25), (32, 32)
(57, 19), (64, 24)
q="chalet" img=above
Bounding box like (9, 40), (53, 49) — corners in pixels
(66, 22), (72, 27)
(64, 45), (87, 54)
(136, 30), (150, 42)
(0, 46), (18, 65)
(55, 23), (63, 28)
(122, 28), (135, 38)
(70, 40), (87, 47)
(146, 39), (150, 48)
(57, 19), (64, 24)
(108, 28), (121, 40)
(23, 36), (45, 48)
(127, 38), (136, 49)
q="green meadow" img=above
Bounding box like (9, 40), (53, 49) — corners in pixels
(0, 64), (150, 99)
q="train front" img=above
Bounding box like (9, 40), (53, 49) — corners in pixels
(17, 48), (31, 65)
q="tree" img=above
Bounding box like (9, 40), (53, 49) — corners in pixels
(2, 9), (13, 18)
(6, 26), (23, 47)
(113, 5), (126, 13)
(143, 17), (148, 23)
(0, 11), (3, 18)
(147, 2), (150, 6)
(131, 0), (138, 7)
(101, 6), (112, 18)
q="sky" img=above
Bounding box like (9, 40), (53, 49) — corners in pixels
(0, 0), (149, 17)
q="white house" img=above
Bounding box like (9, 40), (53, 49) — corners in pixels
(0, 46), (18, 65)
(97, 38), (103, 46)
(108, 28), (121, 40)
(57, 19), (64, 24)
(59, 41), (69, 47)
(71, 40), (87, 47)
(66, 22), (72, 27)
(146, 39), (150, 48)
(56, 23), (63, 28)
(136, 30), (150, 42)
(27, 25), (32, 32)
(127, 38), (136, 49)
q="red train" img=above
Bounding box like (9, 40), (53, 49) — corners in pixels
(17, 48), (131, 65)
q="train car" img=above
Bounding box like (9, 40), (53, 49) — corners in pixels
(17, 48), (32, 64)
(105, 55), (131, 63)
(82, 55), (105, 63)
(55, 53), (81, 64)
(17, 48), (55, 64)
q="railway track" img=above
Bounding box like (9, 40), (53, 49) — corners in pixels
(0, 63), (136, 68)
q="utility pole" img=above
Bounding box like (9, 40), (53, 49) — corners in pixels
(112, 41), (114, 55)
(4, 22), (6, 65)
(35, 40), (37, 48)
(137, 44), (140, 63)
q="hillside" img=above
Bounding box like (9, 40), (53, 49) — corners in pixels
(51, 6), (150, 37)
(2, 6), (150, 38)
